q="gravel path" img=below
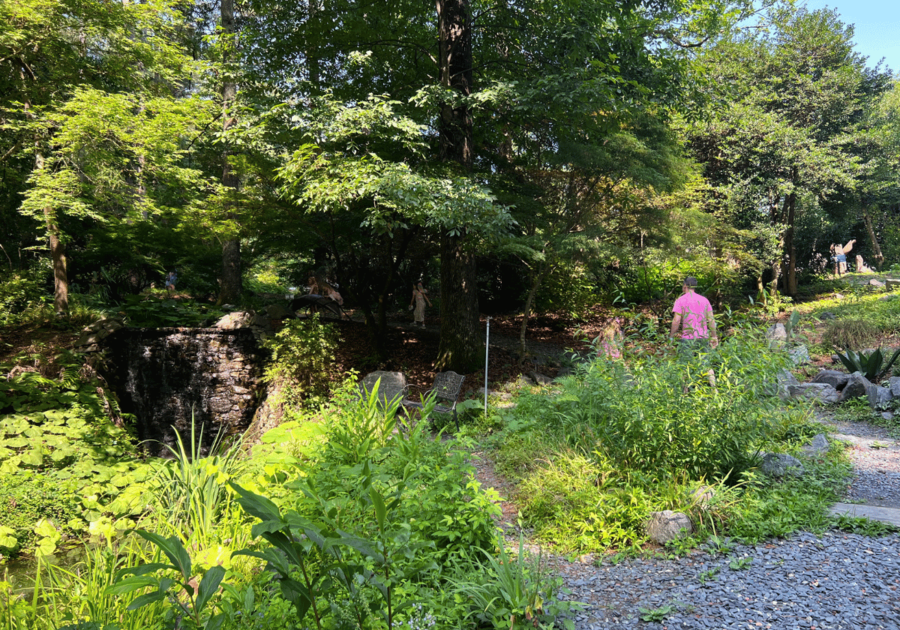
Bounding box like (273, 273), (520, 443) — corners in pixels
(555, 531), (900, 629)
(816, 414), (900, 508)
(546, 415), (900, 629)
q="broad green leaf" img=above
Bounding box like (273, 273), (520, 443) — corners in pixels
(195, 566), (226, 615)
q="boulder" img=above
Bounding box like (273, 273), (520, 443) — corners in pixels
(811, 369), (850, 390)
(214, 311), (254, 330)
(867, 385), (893, 411)
(890, 376), (900, 398)
(818, 311), (836, 320)
(886, 278), (900, 290)
(760, 453), (804, 478)
(265, 304), (296, 320)
(869, 279), (886, 287)
(770, 368), (800, 400)
(839, 372), (873, 403)
(530, 371), (553, 386)
(515, 375), (536, 388)
(75, 317), (125, 350)
(688, 486), (715, 509)
(788, 345), (810, 365)
(882, 411), (895, 421)
(801, 433), (829, 457)
(646, 511), (693, 544)
(788, 383), (840, 405)
(766, 323), (788, 346)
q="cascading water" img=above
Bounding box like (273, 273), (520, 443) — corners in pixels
(101, 327), (264, 456)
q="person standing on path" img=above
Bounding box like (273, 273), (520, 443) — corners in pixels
(410, 282), (432, 328)
(671, 277), (718, 389)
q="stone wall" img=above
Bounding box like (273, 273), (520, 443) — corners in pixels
(101, 327), (265, 456)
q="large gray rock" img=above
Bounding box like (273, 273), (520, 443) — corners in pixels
(818, 311), (836, 320)
(75, 317), (125, 350)
(769, 368), (800, 400)
(839, 372), (873, 402)
(886, 278), (900, 290)
(215, 311), (255, 330)
(890, 376), (900, 398)
(788, 383), (840, 405)
(882, 411), (895, 421)
(265, 304), (296, 320)
(760, 453), (804, 478)
(868, 385), (893, 411)
(788, 345), (810, 365)
(801, 433), (829, 457)
(869, 279), (885, 287)
(811, 369), (850, 391)
(646, 511), (693, 544)
(530, 371), (553, 386)
(766, 323), (788, 346)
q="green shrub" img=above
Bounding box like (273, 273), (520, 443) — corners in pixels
(0, 269), (48, 325)
(821, 318), (879, 350)
(263, 315), (341, 408)
(0, 471), (82, 553)
(526, 332), (792, 482)
(835, 347), (900, 381)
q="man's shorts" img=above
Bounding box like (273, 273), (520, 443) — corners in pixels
(677, 338), (711, 362)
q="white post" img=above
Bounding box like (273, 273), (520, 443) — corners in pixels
(484, 316), (491, 417)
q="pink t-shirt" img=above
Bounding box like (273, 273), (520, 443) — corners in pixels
(673, 291), (713, 340)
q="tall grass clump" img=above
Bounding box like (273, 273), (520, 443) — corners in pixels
(821, 318), (878, 350)
(544, 332), (796, 481)
(498, 329), (819, 551)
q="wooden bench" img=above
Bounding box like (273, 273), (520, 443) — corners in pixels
(402, 371), (466, 430)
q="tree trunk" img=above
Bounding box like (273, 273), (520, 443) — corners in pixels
(862, 204), (884, 270)
(782, 188), (797, 295)
(435, 0), (482, 372)
(436, 231), (483, 371)
(519, 262), (549, 361)
(34, 151), (69, 314)
(217, 0), (241, 305)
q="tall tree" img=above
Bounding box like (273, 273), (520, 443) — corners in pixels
(435, 0), (482, 371)
(218, 0), (242, 304)
(684, 5), (892, 294)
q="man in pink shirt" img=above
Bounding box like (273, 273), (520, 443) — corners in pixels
(670, 277), (718, 359)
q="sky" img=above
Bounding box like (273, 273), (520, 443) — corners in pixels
(798, 0), (899, 72)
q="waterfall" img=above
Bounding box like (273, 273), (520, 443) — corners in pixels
(101, 327), (264, 456)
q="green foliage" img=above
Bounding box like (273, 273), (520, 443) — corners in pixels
(835, 348), (900, 381)
(0, 269), (48, 325)
(106, 531), (226, 630)
(151, 420), (245, 545)
(263, 316), (341, 407)
(0, 357), (153, 556)
(639, 604), (674, 623)
(120, 296), (225, 328)
(447, 532), (582, 629)
(832, 515), (900, 536)
(728, 556), (753, 570)
(0, 472), (80, 554)
(527, 332), (792, 480)
(821, 318), (879, 351)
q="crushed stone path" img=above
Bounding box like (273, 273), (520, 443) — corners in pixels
(816, 414), (900, 509)
(470, 410), (900, 628)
